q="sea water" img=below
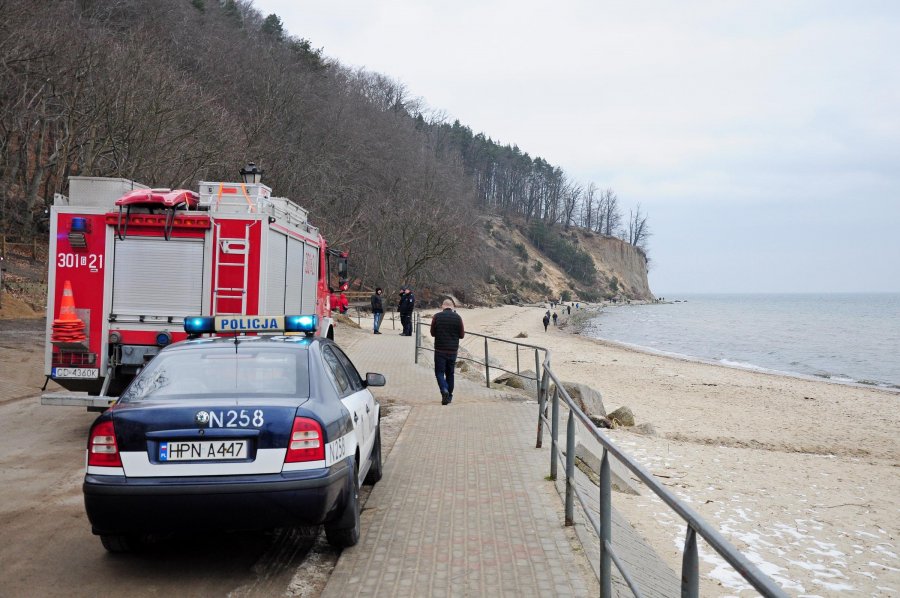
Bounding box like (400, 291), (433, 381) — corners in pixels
(581, 293), (900, 390)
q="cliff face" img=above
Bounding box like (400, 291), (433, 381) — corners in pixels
(574, 231), (653, 300)
(474, 217), (653, 304)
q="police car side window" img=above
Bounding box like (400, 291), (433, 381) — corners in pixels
(332, 347), (364, 392)
(322, 347), (351, 396)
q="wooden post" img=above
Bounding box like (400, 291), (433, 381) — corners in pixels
(1, 235), (6, 260)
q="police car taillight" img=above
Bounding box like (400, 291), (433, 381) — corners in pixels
(285, 417), (325, 463)
(87, 420), (122, 467)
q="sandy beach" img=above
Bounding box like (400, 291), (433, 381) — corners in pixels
(447, 304), (899, 596)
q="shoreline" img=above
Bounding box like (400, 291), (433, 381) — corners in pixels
(569, 302), (900, 393)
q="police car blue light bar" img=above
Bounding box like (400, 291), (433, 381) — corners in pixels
(285, 315), (317, 333)
(183, 315), (318, 335)
(184, 316), (215, 334)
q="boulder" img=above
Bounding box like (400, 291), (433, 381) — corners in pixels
(556, 381), (607, 418)
(608, 406), (635, 427)
(493, 369), (539, 393)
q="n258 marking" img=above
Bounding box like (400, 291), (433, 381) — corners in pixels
(209, 409), (265, 428)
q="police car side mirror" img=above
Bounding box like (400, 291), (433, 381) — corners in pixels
(365, 373), (386, 387)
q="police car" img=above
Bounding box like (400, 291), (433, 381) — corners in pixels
(83, 315), (384, 553)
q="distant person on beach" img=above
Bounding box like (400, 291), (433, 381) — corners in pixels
(552, 312), (558, 326)
(567, 305), (571, 315)
(542, 313), (550, 331)
(370, 287), (384, 334)
(430, 299), (465, 405)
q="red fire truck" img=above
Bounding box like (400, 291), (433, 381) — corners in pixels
(41, 168), (348, 409)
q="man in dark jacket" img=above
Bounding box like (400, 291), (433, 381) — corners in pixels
(370, 287), (384, 334)
(430, 299), (465, 405)
(398, 287), (415, 336)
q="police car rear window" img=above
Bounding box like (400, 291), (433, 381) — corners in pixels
(119, 348), (310, 401)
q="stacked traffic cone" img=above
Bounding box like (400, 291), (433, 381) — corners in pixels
(51, 280), (87, 344)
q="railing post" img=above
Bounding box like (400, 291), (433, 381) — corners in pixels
(682, 526), (699, 598)
(550, 386), (559, 480)
(600, 449), (612, 596)
(414, 313), (420, 364)
(515, 345), (520, 375)
(535, 364), (547, 449)
(484, 336), (490, 388)
(535, 349), (542, 404)
(565, 409), (575, 526)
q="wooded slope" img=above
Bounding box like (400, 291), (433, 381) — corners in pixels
(0, 0), (651, 303)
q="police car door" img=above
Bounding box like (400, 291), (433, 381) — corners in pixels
(321, 346), (370, 466)
(331, 346), (377, 454)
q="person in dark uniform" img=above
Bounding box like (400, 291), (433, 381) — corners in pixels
(398, 286), (415, 336)
(542, 312), (550, 331)
(430, 299), (465, 405)
(370, 287), (384, 334)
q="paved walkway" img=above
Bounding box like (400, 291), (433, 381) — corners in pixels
(323, 323), (598, 596)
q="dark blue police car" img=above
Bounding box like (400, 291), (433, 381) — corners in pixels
(83, 315), (384, 552)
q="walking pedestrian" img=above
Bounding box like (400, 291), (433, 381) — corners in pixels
(552, 311), (558, 326)
(370, 287), (384, 334)
(398, 286), (415, 336)
(430, 299), (465, 405)
(542, 313), (550, 332)
(567, 305), (571, 315)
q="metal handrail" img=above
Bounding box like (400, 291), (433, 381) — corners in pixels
(536, 349), (789, 597)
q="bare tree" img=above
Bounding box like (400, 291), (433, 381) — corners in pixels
(626, 203), (651, 251)
(599, 188), (622, 237)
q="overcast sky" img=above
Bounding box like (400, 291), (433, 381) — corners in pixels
(251, 0), (900, 294)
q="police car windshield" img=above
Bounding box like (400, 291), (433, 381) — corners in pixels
(119, 347), (310, 402)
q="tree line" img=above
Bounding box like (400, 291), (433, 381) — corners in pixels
(0, 0), (650, 296)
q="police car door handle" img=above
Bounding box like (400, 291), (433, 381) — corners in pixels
(365, 404), (370, 413)
(354, 412), (359, 423)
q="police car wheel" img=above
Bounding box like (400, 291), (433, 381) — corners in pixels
(325, 459), (361, 548)
(364, 424), (382, 485)
(100, 533), (143, 553)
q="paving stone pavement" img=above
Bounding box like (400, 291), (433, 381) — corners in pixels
(324, 325), (599, 596)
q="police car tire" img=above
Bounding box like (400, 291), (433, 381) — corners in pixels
(364, 424), (382, 485)
(100, 533), (142, 554)
(325, 459), (361, 548)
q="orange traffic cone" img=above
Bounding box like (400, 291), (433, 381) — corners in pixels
(51, 280), (87, 344)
